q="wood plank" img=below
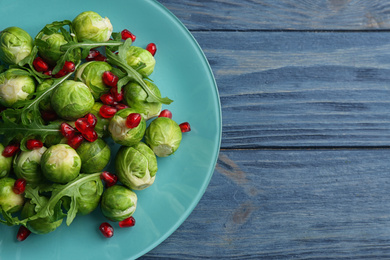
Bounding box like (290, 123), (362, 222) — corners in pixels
(158, 0), (390, 31)
(191, 31), (390, 148)
(143, 149), (390, 259)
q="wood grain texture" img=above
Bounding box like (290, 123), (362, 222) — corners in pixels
(158, 0), (390, 31)
(143, 149), (390, 259)
(191, 31), (390, 148)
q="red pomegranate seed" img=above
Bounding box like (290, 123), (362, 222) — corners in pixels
(179, 122), (191, 133)
(84, 113), (97, 128)
(100, 93), (115, 105)
(16, 226), (31, 242)
(126, 113), (141, 129)
(2, 143), (20, 157)
(53, 68), (67, 78)
(110, 87), (123, 102)
(75, 118), (91, 133)
(99, 105), (117, 119)
(159, 109), (172, 119)
(68, 134), (84, 149)
(60, 122), (76, 139)
(100, 171), (118, 187)
(63, 61), (75, 73)
(43, 70), (52, 76)
(40, 110), (58, 121)
(115, 103), (128, 111)
(13, 178), (26, 194)
(99, 222), (114, 238)
(121, 29), (136, 42)
(146, 43), (157, 56)
(86, 49), (101, 61)
(118, 216), (136, 228)
(94, 54), (107, 62)
(102, 71), (118, 88)
(82, 128), (98, 142)
(33, 57), (49, 72)
(26, 139), (43, 150)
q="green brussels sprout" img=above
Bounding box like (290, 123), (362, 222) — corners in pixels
(125, 46), (155, 77)
(13, 146), (47, 184)
(62, 179), (103, 215)
(115, 142), (157, 190)
(108, 108), (146, 146)
(90, 102), (110, 138)
(123, 80), (162, 120)
(51, 80), (94, 120)
(144, 117), (182, 157)
(21, 198), (63, 234)
(0, 68), (36, 107)
(76, 138), (111, 173)
(37, 33), (68, 66)
(36, 79), (54, 111)
(0, 177), (24, 213)
(100, 185), (137, 221)
(0, 27), (33, 65)
(74, 61), (112, 100)
(0, 144), (13, 178)
(72, 11), (113, 42)
(41, 144), (81, 183)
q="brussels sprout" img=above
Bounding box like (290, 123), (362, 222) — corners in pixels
(125, 46), (155, 77)
(123, 80), (162, 120)
(76, 138), (111, 173)
(74, 61), (112, 100)
(90, 102), (110, 138)
(144, 117), (182, 157)
(36, 79), (54, 111)
(0, 177), (24, 213)
(41, 144), (81, 183)
(108, 108), (146, 146)
(0, 144), (13, 179)
(51, 80), (94, 120)
(0, 27), (33, 65)
(0, 68), (36, 107)
(62, 179), (103, 215)
(72, 11), (113, 42)
(21, 198), (63, 234)
(13, 146), (47, 184)
(100, 185), (137, 221)
(37, 33), (68, 66)
(115, 142), (157, 190)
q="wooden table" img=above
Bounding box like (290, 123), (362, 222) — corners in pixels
(143, 1), (390, 258)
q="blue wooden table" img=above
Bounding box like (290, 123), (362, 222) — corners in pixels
(143, 1), (390, 258)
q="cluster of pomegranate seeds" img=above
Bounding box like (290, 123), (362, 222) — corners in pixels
(146, 43), (157, 56)
(16, 226), (31, 242)
(100, 171), (118, 187)
(60, 113), (98, 149)
(26, 139), (43, 150)
(13, 178), (26, 194)
(121, 29), (136, 42)
(2, 143), (20, 157)
(179, 122), (191, 133)
(118, 216), (135, 228)
(99, 222), (114, 238)
(126, 113), (141, 129)
(158, 109), (172, 119)
(54, 61), (76, 78)
(86, 49), (107, 62)
(32, 57), (49, 72)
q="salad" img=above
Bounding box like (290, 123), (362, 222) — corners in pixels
(0, 11), (191, 240)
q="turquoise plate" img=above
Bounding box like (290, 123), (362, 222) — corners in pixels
(0, 0), (221, 259)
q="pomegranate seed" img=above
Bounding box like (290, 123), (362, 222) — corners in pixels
(75, 118), (90, 133)
(100, 171), (118, 187)
(13, 178), (26, 194)
(16, 226), (31, 242)
(159, 109), (172, 119)
(94, 54), (107, 62)
(121, 29), (136, 42)
(54, 68), (67, 78)
(179, 122), (191, 133)
(110, 87), (123, 102)
(99, 222), (114, 238)
(82, 128), (98, 142)
(86, 49), (101, 61)
(126, 113), (141, 129)
(99, 105), (117, 119)
(100, 93), (115, 105)
(60, 122), (76, 139)
(68, 133), (84, 149)
(40, 110), (57, 121)
(102, 71), (118, 88)
(26, 139), (43, 150)
(146, 43), (157, 56)
(2, 143), (20, 157)
(63, 61), (75, 73)
(43, 70), (52, 76)
(115, 103), (128, 111)
(119, 216), (135, 228)
(33, 57), (49, 72)
(84, 113), (97, 128)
